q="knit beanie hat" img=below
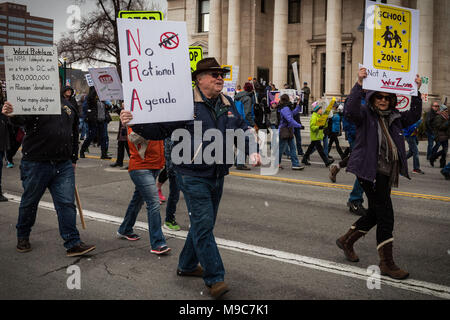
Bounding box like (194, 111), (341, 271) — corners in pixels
(312, 102), (321, 113)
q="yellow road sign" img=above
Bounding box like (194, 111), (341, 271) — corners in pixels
(118, 11), (164, 20)
(373, 5), (411, 72)
(221, 65), (232, 81)
(190, 46), (203, 87)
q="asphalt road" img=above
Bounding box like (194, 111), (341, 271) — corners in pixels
(0, 128), (449, 303)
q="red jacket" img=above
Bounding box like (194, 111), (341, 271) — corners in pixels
(127, 127), (165, 171)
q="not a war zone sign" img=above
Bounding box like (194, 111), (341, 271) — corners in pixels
(363, 1), (419, 96)
(373, 5), (411, 72)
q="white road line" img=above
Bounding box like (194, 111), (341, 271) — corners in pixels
(4, 193), (450, 300)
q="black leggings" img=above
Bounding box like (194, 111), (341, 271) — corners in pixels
(328, 132), (345, 159)
(354, 173), (394, 245)
(303, 140), (328, 165)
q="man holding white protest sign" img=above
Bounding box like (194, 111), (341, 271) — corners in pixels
(1, 70), (96, 257)
(120, 55), (262, 299)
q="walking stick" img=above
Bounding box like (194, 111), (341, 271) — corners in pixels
(74, 186), (86, 229)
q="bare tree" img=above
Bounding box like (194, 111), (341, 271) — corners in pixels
(58, 0), (165, 77)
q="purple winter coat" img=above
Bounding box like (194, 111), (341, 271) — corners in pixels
(344, 83), (422, 183)
(278, 104), (302, 129)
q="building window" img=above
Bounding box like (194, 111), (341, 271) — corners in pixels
(288, 0), (301, 24)
(9, 31), (25, 38)
(261, 0), (266, 13)
(9, 24), (25, 31)
(287, 55), (300, 89)
(8, 39), (25, 45)
(8, 16), (25, 24)
(27, 34), (53, 41)
(0, 15), (6, 20)
(26, 26), (53, 35)
(198, 0), (210, 33)
(27, 19), (53, 28)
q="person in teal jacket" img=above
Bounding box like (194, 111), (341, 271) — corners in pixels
(301, 103), (334, 167)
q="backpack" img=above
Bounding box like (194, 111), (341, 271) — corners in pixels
(234, 98), (246, 121)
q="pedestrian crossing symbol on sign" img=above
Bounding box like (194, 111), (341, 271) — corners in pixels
(373, 5), (411, 72)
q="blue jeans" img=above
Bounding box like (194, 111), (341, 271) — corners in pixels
(17, 160), (81, 249)
(118, 169), (166, 249)
(165, 170), (180, 222)
(293, 128), (304, 155)
(176, 173), (225, 286)
(279, 138), (300, 167)
(406, 136), (420, 170)
(79, 118), (88, 139)
(348, 178), (364, 204)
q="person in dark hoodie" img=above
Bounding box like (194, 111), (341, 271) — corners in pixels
(336, 67), (422, 280)
(61, 85), (79, 113)
(1, 85), (96, 257)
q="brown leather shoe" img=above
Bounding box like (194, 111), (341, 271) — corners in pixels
(177, 265), (203, 277)
(378, 241), (409, 280)
(17, 238), (32, 253)
(336, 227), (366, 262)
(208, 281), (229, 299)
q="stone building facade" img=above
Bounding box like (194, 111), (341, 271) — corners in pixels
(168, 0), (449, 104)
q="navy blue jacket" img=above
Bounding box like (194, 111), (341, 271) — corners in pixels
(344, 83), (422, 182)
(132, 87), (252, 178)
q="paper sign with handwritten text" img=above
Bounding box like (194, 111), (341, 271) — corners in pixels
(4, 46), (60, 115)
(117, 19), (194, 124)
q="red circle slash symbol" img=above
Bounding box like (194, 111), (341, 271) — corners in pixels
(159, 32), (179, 50)
(396, 95), (410, 110)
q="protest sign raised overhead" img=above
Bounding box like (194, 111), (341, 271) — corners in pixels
(190, 46), (203, 87)
(117, 19), (194, 124)
(363, 1), (419, 96)
(4, 46), (60, 115)
(118, 11), (164, 20)
(88, 67), (123, 101)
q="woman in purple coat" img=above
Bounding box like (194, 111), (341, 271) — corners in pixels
(336, 68), (422, 280)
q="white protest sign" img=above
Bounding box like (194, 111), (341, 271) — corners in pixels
(292, 62), (301, 92)
(88, 67), (123, 101)
(363, 1), (419, 96)
(222, 65), (239, 99)
(117, 19), (194, 124)
(85, 73), (95, 87)
(396, 94), (411, 112)
(4, 46), (60, 115)
(420, 76), (429, 102)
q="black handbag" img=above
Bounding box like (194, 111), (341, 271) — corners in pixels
(279, 127), (294, 140)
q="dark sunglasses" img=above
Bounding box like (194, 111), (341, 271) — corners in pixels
(374, 94), (392, 102)
(208, 72), (225, 79)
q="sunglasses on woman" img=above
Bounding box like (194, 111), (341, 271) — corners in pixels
(374, 94), (392, 102)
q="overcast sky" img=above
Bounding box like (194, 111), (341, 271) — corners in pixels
(14, 0), (168, 69)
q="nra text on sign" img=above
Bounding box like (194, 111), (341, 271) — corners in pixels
(117, 19), (194, 124)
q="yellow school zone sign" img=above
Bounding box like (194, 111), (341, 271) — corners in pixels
(373, 5), (411, 72)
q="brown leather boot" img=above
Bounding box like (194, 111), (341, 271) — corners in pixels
(378, 241), (409, 280)
(208, 281), (229, 299)
(336, 227), (366, 262)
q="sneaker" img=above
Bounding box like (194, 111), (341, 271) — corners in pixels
(151, 245), (171, 255)
(441, 169), (450, 180)
(164, 220), (181, 231)
(158, 189), (167, 202)
(329, 164), (340, 183)
(292, 165), (305, 170)
(110, 163), (123, 168)
(302, 159), (311, 166)
(347, 201), (366, 216)
(325, 158), (335, 167)
(412, 169), (425, 174)
(117, 232), (141, 241)
(6, 162), (13, 168)
(66, 242), (96, 257)
(177, 265), (203, 277)
(17, 238), (32, 253)
(236, 165), (251, 171)
(101, 155), (112, 160)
